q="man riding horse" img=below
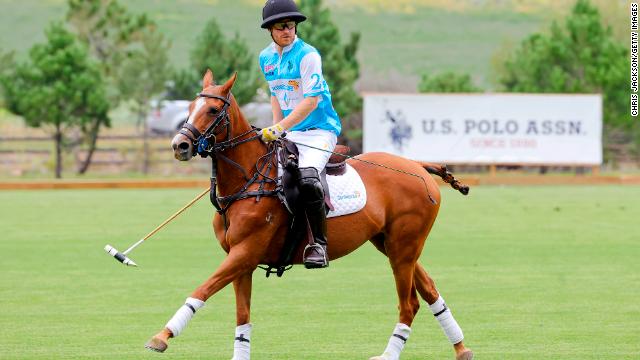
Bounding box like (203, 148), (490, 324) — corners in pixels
(143, 1), (474, 359)
(259, 0), (341, 269)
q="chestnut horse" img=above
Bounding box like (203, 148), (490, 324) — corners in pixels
(145, 70), (474, 360)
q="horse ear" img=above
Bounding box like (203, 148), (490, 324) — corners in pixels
(221, 72), (237, 94)
(203, 69), (215, 89)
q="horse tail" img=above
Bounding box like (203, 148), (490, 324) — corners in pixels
(418, 162), (470, 196)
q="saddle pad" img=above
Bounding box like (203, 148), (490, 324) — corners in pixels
(326, 164), (367, 218)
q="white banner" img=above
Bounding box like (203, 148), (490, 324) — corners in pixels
(363, 94), (602, 165)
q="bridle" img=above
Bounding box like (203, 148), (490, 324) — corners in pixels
(177, 91), (280, 229)
(178, 92), (233, 156)
(178, 91), (267, 156)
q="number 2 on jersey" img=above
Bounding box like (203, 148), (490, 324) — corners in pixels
(311, 73), (322, 90)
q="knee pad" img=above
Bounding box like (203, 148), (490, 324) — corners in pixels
(297, 167), (324, 202)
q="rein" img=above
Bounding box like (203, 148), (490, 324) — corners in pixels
(178, 92), (279, 225)
(288, 141), (438, 205)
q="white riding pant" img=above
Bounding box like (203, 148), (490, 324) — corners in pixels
(285, 129), (337, 173)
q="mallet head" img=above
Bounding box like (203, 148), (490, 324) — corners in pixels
(104, 245), (138, 267)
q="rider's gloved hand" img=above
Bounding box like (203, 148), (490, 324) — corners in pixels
(260, 123), (285, 142)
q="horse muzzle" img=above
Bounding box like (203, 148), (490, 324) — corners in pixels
(171, 133), (194, 161)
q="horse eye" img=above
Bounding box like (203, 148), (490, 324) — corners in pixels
(208, 107), (219, 115)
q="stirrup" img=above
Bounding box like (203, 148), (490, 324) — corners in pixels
(303, 244), (328, 269)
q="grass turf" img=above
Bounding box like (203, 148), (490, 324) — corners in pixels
(0, 186), (638, 359)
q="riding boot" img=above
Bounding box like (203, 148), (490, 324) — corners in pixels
(297, 167), (329, 269)
(303, 197), (328, 268)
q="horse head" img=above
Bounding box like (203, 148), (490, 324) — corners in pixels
(171, 69), (238, 161)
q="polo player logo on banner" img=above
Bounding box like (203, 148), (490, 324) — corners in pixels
(384, 110), (413, 152)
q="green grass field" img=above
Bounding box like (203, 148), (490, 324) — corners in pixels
(1, 185), (638, 359)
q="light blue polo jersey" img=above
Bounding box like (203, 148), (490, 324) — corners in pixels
(259, 37), (341, 135)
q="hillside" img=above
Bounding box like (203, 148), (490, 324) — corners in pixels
(0, 0), (547, 92)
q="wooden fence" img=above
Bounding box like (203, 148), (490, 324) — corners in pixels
(0, 134), (211, 176)
(1, 134), (636, 178)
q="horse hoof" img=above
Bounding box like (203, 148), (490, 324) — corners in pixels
(145, 336), (168, 353)
(456, 349), (474, 360)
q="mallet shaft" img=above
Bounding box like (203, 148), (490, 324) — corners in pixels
(122, 238), (145, 255)
(123, 187), (211, 255)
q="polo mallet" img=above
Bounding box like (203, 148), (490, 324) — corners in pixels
(104, 187), (211, 267)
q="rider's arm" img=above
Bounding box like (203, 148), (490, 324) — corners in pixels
(271, 95), (284, 125)
(261, 94), (318, 142)
(278, 51), (325, 129)
(279, 95), (319, 129)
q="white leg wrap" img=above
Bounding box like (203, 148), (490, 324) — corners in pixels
(231, 323), (252, 360)
(377, 323), (411, 360)
(429, 296), (464, 344)
(165, 297), (205, 337)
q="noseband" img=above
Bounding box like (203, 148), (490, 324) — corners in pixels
(178, 92), (232, 156)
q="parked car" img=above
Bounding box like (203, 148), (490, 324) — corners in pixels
(147, 100), (191, 134)
(147, 100), (272, 135)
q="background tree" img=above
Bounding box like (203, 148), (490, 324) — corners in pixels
(545, 0), (627, 45)
(494, 0), (630, 161)
(66, 0), (154, 174)
(297, 0), (361, 118)
(117, 28), (171, 174)
(0, 49), (12, 72)
(167, 68), (200, 101)
(168, 18), (261, 105)
(418, 71), (482, 93)
(0, 48), (15, 108)
(0, 24), (109, 178)
(297, 0), (362, 150)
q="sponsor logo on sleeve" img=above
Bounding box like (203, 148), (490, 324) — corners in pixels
(264, 64), (275, 76)
(288, 80), (300, 90)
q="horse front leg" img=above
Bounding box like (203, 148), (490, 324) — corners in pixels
(231, 272), (253, 360)
(145, 242), (261, 353)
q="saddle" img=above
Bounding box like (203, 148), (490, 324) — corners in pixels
(263, 139), (350, 277)
(279, 140), (350, 212)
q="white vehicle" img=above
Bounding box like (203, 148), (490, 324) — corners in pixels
(147, 100), (191, 134)
(147, 100), (272, 135)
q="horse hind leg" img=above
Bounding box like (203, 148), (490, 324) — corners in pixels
(368, 228), (422, 360)
(370, 233), (422, 325)
(414, 264), (474, 360)
(369, 270), (419, 360)
(369, 236), (473, 360)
